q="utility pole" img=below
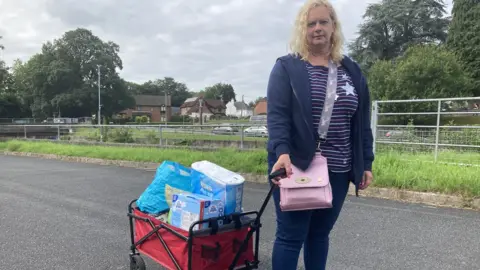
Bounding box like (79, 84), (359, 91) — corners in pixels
(199, 98), (203, 125)
(241, 95), (244, 118)
(164, 91), (168, 125)
(97, 65), (102, 125)
(97, 65), (102, 142)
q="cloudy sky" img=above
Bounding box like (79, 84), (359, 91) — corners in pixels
(0, 0), (452, 103)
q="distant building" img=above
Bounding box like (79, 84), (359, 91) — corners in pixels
(121, 95), (172, 122)
(254, 99), (267, 115)
(226, 101), (253, 118)
(179, 97), (226, 120)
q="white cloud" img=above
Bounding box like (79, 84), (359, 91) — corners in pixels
(0, 0), (453, 103)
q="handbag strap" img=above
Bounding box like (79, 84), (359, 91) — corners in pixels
(316, 59), (338, 149)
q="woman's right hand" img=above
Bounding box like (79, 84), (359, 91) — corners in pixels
(271, 154), (293, 185)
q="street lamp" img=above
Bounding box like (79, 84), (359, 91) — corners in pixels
(97, 65), (103, 142)
(97, 65), (102, 126)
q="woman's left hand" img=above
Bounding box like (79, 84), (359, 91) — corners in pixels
(360, 171), (373, 190)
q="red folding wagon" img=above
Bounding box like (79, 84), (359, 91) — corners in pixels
(126, 169), (283, 270)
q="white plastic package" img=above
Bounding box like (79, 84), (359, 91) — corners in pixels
(191, 161), (245, 215)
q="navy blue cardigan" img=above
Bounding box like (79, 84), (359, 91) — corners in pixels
(266, 54), (374, 195)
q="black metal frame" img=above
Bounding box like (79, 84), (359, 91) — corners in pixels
(127, 168), (284, 270)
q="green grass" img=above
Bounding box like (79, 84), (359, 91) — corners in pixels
(373, 151), (480, 198)
(1, 140), (479, 198)
(0, 140), (267, 174)
(74, 127), (267, 142)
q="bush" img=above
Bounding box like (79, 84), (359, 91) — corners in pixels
(135, 115), (149, 123)
(368, 44), (475, 125)
(108, 128), (134, 143)
(170, 115), (191, 122)
(144, 130), (159, 144)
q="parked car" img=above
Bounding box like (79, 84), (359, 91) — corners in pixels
(212, 124), (239, 135)
(385, 130), (404, 138)
(244, 126), (268, 137)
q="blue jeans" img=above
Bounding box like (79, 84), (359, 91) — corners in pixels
(269, 163), (351, 270)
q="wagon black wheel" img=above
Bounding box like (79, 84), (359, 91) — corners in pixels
(130, 254), (146, 270)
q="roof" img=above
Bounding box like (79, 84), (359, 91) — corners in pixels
(183, 97), (197, 103)
(180, 97), (199, 108)
(186, 102), (226, 115)
(234, 101), (251, 110)
(205, 99), (226, 108)
(180, 97), (226, 109)
(188, 106), (215, 114)
(254, 100), (267, 115)
(134, 95), (171, 106)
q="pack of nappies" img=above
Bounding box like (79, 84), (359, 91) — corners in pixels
(191, 161), (245, 216)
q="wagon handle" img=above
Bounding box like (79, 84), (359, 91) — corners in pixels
(229, 169), (284, 269)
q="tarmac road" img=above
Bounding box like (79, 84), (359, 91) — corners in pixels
(1, 155), (479, 270)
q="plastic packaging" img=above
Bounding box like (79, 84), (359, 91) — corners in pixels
(169, 193), (224, 231)
(136, 161), (194, 214)
(191, 161), (245, 215)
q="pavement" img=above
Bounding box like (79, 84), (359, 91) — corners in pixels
(0, 155), (479, 270)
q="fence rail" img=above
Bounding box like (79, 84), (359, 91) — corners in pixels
(0, 124), (268, 150)
(371, 96), (480, 166)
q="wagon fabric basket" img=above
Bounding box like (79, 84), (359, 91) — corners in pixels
(128, 201), (262, 270)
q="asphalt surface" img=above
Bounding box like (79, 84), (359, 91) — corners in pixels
(1, 155), (479, 270)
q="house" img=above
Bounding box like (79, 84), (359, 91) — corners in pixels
(254, 99), (267, 115)
(226, 101), (253, 118)
(180, 97), (226, 120)
(121, 95), (172, 122)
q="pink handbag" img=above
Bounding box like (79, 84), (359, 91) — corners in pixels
(276, 59), (338, 212)
(278, 153), (332, 211)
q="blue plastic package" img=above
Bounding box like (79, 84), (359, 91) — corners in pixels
(136, 161), (194, 214)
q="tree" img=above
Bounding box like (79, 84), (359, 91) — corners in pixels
(0, 36), (7, 90)
(0, 40), (28, 118)
(127, 77), (193, 107)
(203, 83), (236, 103)
(0, 93), (25, 118)
(447, 0), (480, 96)
(348, 0), (450, 71)
(158, 77), (192, 107)
(12, 28), (134, 118)
(368, 44), (474, 124)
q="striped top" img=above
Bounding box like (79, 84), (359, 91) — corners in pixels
(306, 62), (358, 172)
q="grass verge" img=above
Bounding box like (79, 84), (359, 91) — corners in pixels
(0, 140), (267, 174)
(1, 140), (479, 198)
(74, 127), (267, 142)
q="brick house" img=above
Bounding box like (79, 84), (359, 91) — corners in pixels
(121, 95), (172, 122)
(254, 99), (267, 115)
(180, 97), (226, 120)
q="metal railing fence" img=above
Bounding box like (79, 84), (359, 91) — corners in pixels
(0, 124), (269, 150)
(371, 96), (480, 166)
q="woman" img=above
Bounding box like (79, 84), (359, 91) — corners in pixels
(266, 0), (375, 269)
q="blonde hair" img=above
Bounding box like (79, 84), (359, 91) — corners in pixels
(289, 0), (344, 63)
